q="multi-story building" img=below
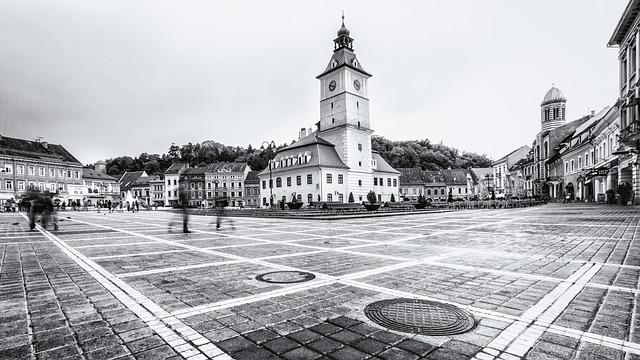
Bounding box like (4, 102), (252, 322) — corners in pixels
(492, 145), (530, 197)
(0, 135), (84, 207)
(257, 18), (399, 207)
(82, 162), (120, 205)
(164, 163), (188, 206)
(590, 106), (621, 201)
(555, 107), (613, 202)
(609, 0), (640, 204)
(149, 175), (165, 207)
(244, 171), (260, 208)
(179, 167), (206, 207)
(205, 162), (250, 207)
(398, 168), (474, 201)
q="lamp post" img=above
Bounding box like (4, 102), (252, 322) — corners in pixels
(262, 141), (276, 208)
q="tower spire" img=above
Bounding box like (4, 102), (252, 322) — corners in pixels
(342, 11), (344, 25)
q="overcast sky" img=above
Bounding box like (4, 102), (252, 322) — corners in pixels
(0, 1), (630, 165)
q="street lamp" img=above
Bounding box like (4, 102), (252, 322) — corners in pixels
(262, 141), (276, 208)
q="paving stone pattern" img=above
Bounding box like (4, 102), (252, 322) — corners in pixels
(1, 203), (640, 359)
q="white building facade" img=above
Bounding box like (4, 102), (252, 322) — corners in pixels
(258, 18), (399, 207)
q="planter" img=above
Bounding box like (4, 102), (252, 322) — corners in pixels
(364, 204), (381, 212)
(412, 203), (427, 210)
(286, 202), (303, 210)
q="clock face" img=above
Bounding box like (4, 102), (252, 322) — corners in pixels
(328, 80), (336, 92)
(353, 79), (361, 90)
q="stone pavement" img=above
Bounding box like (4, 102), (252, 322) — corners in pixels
(0, 203), (639, 359)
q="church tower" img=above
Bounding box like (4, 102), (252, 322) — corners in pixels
(540, 86), (567, 132)
(316, 15), (373, 173)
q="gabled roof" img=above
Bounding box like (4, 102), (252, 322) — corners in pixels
(83, 168), (117, 182)
(117, 171), (146, 187)
(257, 133), (348, 177)
(181, 167), (207, 175)
(164, 163), (188, 174)
(440, 169), (470, 185)
(372, 153), (400, 175)
(0, 135), (82, 165)
(608, 0), (640, 46)
(317, 47), (371, 78)
(206, 162), (248, 173)
(244, 171), (260, 185)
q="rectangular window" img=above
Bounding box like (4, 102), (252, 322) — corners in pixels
(358, 180), (362, 186)
(307, 174), (312, 184)
(6, 180), (13, 190)
(379, 178), (383, 185)
(17, 165), (24, 175)
(326, 174), (332, 184)
(4, 164), (13, 173)
(374, 178), (378, 186)
(632, 43), (637, 75)
(29, 166), (35, 175)
(174, 179), (177, 185)
(167, 179), (171, 185)
(18, 181), (25, 190)
(296, 175), (301, 185)
(239, 191), (243, 197)
(49, 168), (55, 177)
(358, 143), (362, 151)
(262, 180), (266, 189)
(338, 174), (343, 184)
(74, 171), (80, 179)
(287, 177), (291, 186)
(231, 192), (235, 197)
(387, 178), (391, 186)
(39, 167), (45, 176)
(393, 179), (397, 187)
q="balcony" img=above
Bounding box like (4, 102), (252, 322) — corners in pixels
(619, 120), (640, 147)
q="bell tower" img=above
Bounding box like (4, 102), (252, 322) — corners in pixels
(316, 15), (374, 172)
(317, 14), (372, 133)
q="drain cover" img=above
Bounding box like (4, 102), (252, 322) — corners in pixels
(364, 298), (476, 336)
(255, 271), (315, 284)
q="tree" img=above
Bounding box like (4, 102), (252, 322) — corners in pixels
(348, 192), (354, 203)
(168, 143), (180, 160)
(367, 190), (377, 205)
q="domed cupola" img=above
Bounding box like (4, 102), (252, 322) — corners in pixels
(541, 87), (566, 106)
(540, 85), (567, 132)
(337, 21), (350, 37)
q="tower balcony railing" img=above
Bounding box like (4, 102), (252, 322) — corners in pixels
(619, 120), (640, 146)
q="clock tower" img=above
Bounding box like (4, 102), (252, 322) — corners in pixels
(316, 15), (373, 173)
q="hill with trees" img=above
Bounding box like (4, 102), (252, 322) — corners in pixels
(102, 136), (491, 176)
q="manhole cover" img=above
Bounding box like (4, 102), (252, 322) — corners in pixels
(255, 271), (315, 284)
(364, 298), (476, 336)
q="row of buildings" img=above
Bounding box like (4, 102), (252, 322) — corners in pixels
(484, 0), (640, 205)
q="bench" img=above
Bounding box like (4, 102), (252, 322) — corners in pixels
(385, 202), (415, 211)
(321, 202), (364, 213)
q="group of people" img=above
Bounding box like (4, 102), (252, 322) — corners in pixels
(175, 191), (234, 233)
(24, 190), (58, 231)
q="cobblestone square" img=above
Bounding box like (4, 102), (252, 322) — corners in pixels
(1, 203), (639, 359)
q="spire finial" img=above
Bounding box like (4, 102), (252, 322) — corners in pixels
(342, 11), (345, 25)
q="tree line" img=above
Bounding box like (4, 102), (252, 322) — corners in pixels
(101, 136), (492, 176)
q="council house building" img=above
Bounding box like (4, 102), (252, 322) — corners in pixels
(258, 17), (399, 207)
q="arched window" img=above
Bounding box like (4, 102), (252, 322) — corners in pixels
(297, 194), (302, 201)
(308, 194), (313, 204)
(427, 189), (431, 195)
(327, 194), (333, 201)
(276, 177), (282, 187)
(440, 189), (445, 195)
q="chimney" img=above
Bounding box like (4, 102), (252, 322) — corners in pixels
(590, 110), (595, 115)
(298, 127), (307, 139)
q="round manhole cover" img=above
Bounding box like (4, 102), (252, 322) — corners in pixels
(364, 298), (476, 336)
(255, 271), (315, 284)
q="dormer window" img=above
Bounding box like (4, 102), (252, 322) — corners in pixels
(331, 59), (337, 68)
(352, 59), (358, 67)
